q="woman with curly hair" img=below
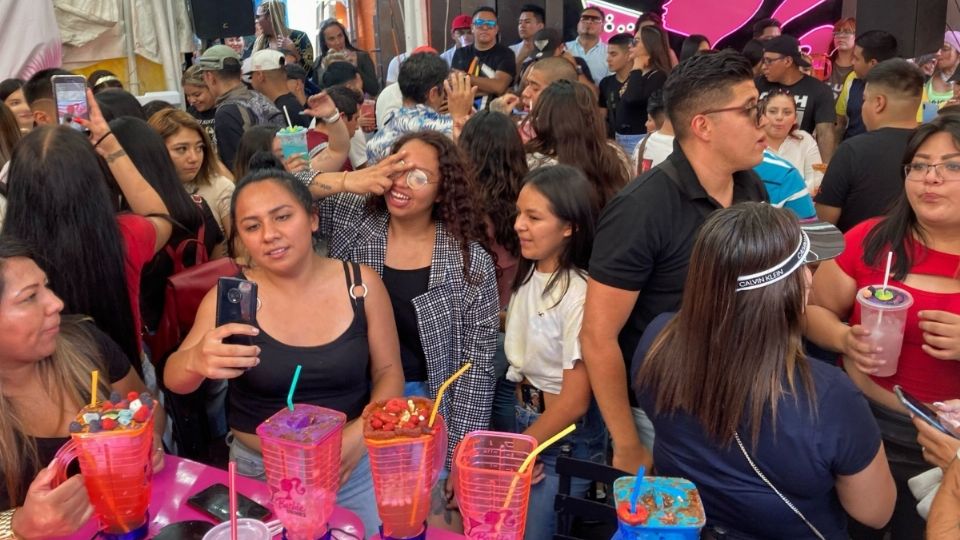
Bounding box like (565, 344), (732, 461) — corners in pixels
(315, 130), (498, 508)
(526, 80), (631, 212)
(458, 110), (527, 432)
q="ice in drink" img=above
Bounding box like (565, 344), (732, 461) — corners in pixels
(856, 285), (914, 377)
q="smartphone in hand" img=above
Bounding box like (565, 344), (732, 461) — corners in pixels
(215, 277), (258, 346)
(51, 74), (90, 131)
(187, 483), (271, 522)
(894, 385), (958, 439)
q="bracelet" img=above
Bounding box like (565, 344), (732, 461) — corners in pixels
(105, 149), (127, 164)
(93, 131), (114, 148)
(0, 508), (21, 540)
(321, 111), (341, 124)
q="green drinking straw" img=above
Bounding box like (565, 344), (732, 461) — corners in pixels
(287, 364), (302, 411)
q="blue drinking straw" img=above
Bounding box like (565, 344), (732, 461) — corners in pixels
(287, 364), (302, 411)
(630, 465), (646, 513)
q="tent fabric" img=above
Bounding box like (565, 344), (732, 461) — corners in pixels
(55, 0), (119, 48)
(0, 0), (62, 80)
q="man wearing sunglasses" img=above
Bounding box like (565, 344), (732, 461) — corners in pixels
(756, 35), (838, 163)
(582, 51), (768, 475)
(451, 7), (516, 100)
(566, 6), (610, 83)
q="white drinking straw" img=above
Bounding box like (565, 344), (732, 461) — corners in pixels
(882, 251), (893, 293)
(282, 105), (292, 129)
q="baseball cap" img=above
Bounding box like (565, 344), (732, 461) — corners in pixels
(762, 35), (811, 68)
(735, 218), (844, 291)
(411, 45), (438, 55)
(451, 14), (472, 31)
(249, 49), (286, 72)
(196, 45), (242, 71)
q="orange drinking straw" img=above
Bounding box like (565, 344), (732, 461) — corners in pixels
(428, 363), (472, 428)
(90, 370), (99, 407)
(410, 363), (473, 524)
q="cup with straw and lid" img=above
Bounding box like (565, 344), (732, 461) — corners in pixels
(856, 251), (914, 377)
(276, 105), (309, 161)
(611, 466), (706, 539)
(254, 364), (347, 540)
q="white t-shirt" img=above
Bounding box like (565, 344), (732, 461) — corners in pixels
(768, 130), (824, 192)
(386, 53), (408, 85)
(375, 82), (404, 130)
(504, 269), (587, 395)
(349, 129), (367, 169)
(633, 130), (675, 173)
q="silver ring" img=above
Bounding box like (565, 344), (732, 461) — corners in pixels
(349, 283), (369, 300)
(397, 159), (405, 167)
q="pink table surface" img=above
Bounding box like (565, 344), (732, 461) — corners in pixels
(371, 530), (464, 540)
(61, 455), (364, 539)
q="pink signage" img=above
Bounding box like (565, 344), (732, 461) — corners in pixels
(584, 0), (838, 54)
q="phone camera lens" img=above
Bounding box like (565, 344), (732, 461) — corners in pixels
(227, 288), (243, 304)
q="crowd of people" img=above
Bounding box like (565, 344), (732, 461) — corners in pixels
(1, 3), (960, 539)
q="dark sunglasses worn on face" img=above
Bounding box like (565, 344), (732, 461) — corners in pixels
(580, 15), (602, 23)
(700, 102), (763, 127)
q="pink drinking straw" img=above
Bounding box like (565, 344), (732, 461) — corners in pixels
(229, 461), (238, 540)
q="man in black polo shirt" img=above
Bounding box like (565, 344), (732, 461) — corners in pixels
(581, 51), (768, 472)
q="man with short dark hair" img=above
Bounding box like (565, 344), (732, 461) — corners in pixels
(23, 68), (73, 126)
(307, 85), (362, 172)
(566, 6), (610, 82)
(836, 30), (898, 140)
(197, 45), (284, 169)
(582, 51), (768, 473)
(757, 34), (837, 162)
(366, 52), (472, 164)
(285, 64), (310, 106)
(451, 7), (516, 100)
(510, 4), (546, 66)
(753, 17), (781, 40)
(816, 59), (922, 231)
(599, 33), (634, 138)
(249, 49), (310, 128)
(321, 61), (363, 94)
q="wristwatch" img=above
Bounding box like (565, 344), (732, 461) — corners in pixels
(0, 508), (21, 539)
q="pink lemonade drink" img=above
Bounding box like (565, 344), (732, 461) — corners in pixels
(52, 392), (157, 539)
(256, 405), (346, 540)
(454, 431), (538, 540)
(856, 285), (914, 377)
(364, 398), (447, 539)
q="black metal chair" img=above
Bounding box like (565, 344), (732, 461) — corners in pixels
(553, 456), (629, 540)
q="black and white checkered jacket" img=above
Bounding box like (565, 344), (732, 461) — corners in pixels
(319, 193), (499, 464)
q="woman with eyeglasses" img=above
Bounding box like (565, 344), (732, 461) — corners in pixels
(828, 18), (856, 99)
(924, 32), (960, 110)
(316, 131), (499, 516)
(635, 202), (894, 538)
(806, 115), (960, 538)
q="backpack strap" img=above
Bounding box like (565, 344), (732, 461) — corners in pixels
(164, 196), (210, 274)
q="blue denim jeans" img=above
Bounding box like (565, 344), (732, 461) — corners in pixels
(630, 406), (656, 452)
(514, 399), (608, 540)
(490, 332), (518, 432)
(615, 132), (646, 162)
(228, 434), (379, 538)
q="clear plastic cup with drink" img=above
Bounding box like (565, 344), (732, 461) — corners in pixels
(454, 431), (538, 540)
(202, 518), (272, 540)
(364, 397), (447, 539)
(856, 285), (914, 377)
(256, 404), (346, 540)
(51, 392), (158, 539)
(276, 126), (309, 160)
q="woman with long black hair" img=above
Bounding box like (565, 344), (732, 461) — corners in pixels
(316, 19), (379, 96)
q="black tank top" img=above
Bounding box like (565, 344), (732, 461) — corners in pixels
(228, 261), (371, 433)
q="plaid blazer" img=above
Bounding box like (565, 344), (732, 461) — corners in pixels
(319, 193), (499, 464)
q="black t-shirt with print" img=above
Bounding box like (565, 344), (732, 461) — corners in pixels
(452, 44), (517, 93)
(756, 74), (836, 133)
(599, 74), (626, 138)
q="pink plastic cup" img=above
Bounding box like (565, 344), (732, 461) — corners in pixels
(51, 410), (154, 538)
(365, 415), (447, 539)
(256, 405), (346, 540)
(856, 285), (914, 377)
(454, 431), (538, 540)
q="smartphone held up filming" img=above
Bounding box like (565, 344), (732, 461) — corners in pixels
(215, 277), (258, 346)
(50, 74), (90, 130)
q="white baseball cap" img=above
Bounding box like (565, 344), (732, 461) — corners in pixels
(249, 49), (286, 72)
